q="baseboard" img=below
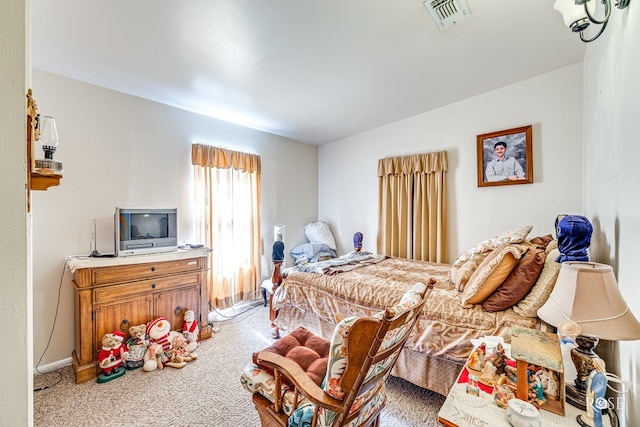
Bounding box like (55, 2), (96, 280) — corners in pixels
(34, 357), (72, 375)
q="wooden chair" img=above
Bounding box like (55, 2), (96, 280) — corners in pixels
(241, 279), (435, 427)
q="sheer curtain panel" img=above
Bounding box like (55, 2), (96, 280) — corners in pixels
(192, 144), (262, 309)
(377, 151), (448, 263)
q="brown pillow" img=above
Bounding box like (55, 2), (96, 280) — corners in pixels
(461, 243), (528, 308)
(528, 234), (554, 250)
(513, 248), (562, 317)
(253, 326), (329, 387)
(482, 245), (546, 312)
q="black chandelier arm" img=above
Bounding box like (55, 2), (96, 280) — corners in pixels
(580, 18), (609, 42)
(584, 0), (612, 25)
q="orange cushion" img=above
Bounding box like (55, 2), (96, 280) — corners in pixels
(482, 245), (546, 312)
(253, 326), (329, 387)
(461, 243), (527, 308)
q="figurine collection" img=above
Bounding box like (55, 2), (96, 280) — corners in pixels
(466, 341), (560, 410)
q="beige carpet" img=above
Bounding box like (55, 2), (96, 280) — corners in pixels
(34, 304), (445, 426)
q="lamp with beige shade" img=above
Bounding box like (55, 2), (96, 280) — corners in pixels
(537, 261), (640, 412)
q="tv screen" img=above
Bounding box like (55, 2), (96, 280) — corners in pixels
(115, 208), (178, 256)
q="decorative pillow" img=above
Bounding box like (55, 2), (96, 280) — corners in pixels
(449, 251), (491, 292)
(482, 244), (546, 312)
(253, 326), (330, 387)
(304, 221), (337, 251)
(452, 225), (533, 268)
(528, 234), (554, 250)
(461, 243), (528, 308)
(513, 248), (561, 317)
(546, 239), (558, 253)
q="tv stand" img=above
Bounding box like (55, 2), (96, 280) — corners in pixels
(67, 249), (212, 383)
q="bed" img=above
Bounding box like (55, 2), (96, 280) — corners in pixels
(270, 224), (562, 397)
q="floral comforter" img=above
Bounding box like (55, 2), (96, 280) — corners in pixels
(273, 256), (538, 366)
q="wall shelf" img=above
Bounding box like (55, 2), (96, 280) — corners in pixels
(30, 171), (62, 191)
(27, 89), (62, 210)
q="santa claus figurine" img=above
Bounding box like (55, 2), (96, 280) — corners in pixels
(183, 310), (199, 352)
(96, 330), (128, 383)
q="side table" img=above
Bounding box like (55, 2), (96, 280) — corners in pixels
(437, 351), (613, 427)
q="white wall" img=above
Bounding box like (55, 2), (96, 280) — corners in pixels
(319, 65), (584, 260)
(31, 70), (318, 368)
(0, 1), (32, 425)
(583, 4), (640, 424)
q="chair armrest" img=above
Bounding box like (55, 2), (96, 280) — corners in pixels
(257, 350), (344, 413)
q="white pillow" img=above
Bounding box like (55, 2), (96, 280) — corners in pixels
(304, 221), (337, 250)
(452, 225), (533, 268)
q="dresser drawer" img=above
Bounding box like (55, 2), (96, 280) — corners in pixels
(90, 258), (205, 285)
(93, 272), (202, 304)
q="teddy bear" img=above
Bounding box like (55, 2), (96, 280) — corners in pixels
(143, 317), (186, 371)
(143, 342), (187, 371)
(168, 335), (198, 364)
(96, 330), (128, 382)
(182, 309), (199, 352)
(122, 324), (148, 370)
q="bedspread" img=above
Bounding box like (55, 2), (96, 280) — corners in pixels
(272, 256), (539, 394)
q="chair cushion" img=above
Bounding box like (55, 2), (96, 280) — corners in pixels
(253, 326), (330, 387)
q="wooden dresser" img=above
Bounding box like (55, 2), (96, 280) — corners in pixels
(67, 249), (213, 383)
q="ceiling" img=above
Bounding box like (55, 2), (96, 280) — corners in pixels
(31, 0), (584, 145)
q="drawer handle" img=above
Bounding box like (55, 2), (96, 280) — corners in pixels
(151, 283), (156, 289)
(174, 306), (183, 316)
(151, 266), (156, 272)
(120, 319), (130, 331)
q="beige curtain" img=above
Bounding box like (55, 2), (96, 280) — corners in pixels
(192, 144), (262, 309)
(377, 151), (448, 263)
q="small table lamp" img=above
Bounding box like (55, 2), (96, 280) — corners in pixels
(537, 262), (640, 411)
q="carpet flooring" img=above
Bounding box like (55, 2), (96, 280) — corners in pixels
(34, 304), (445, 426)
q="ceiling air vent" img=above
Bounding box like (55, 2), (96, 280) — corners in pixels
(423, 0), (471, 30)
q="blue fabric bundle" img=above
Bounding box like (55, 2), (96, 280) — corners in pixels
(272, 240), (285, 263)
(555, 215), (593, 263)
(353, 232), (363, 249)
(290, 243), (337, 264)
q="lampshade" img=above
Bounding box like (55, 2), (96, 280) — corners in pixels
(39, 116), (59, 160)
(537, 262), (640, 341)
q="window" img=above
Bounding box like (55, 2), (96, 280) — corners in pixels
(192, 144), (262, 309)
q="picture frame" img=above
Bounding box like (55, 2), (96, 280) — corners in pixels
(477, 125), (533, 187)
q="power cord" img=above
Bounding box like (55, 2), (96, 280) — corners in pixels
(208, 290), (263, 320)
(212, 303), (261, 325)
(33, 259), (68, 392)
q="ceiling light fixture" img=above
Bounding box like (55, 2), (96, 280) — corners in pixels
(553, 0), (631, 42)
(423, 0), (471, 30)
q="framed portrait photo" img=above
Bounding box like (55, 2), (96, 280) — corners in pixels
(477, 125), (533, 187)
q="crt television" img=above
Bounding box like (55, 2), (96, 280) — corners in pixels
(115, 208), (178, 256)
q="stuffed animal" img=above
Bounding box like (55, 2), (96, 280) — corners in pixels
(96, 330), (128, 382)
(122, 324), (148, 370)
(143, 317), (186, 371)
(168, 335), (198, 364)
(143, 342), (185, 371)
(182, 309), (199, 352)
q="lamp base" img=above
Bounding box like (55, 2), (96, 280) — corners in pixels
(566, 383), (587, 411)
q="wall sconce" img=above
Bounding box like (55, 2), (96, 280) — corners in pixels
(553, 0), (631, 42)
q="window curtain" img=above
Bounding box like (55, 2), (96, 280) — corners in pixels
(192, 144), (262, 309)
(377, 151), (448, 263)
